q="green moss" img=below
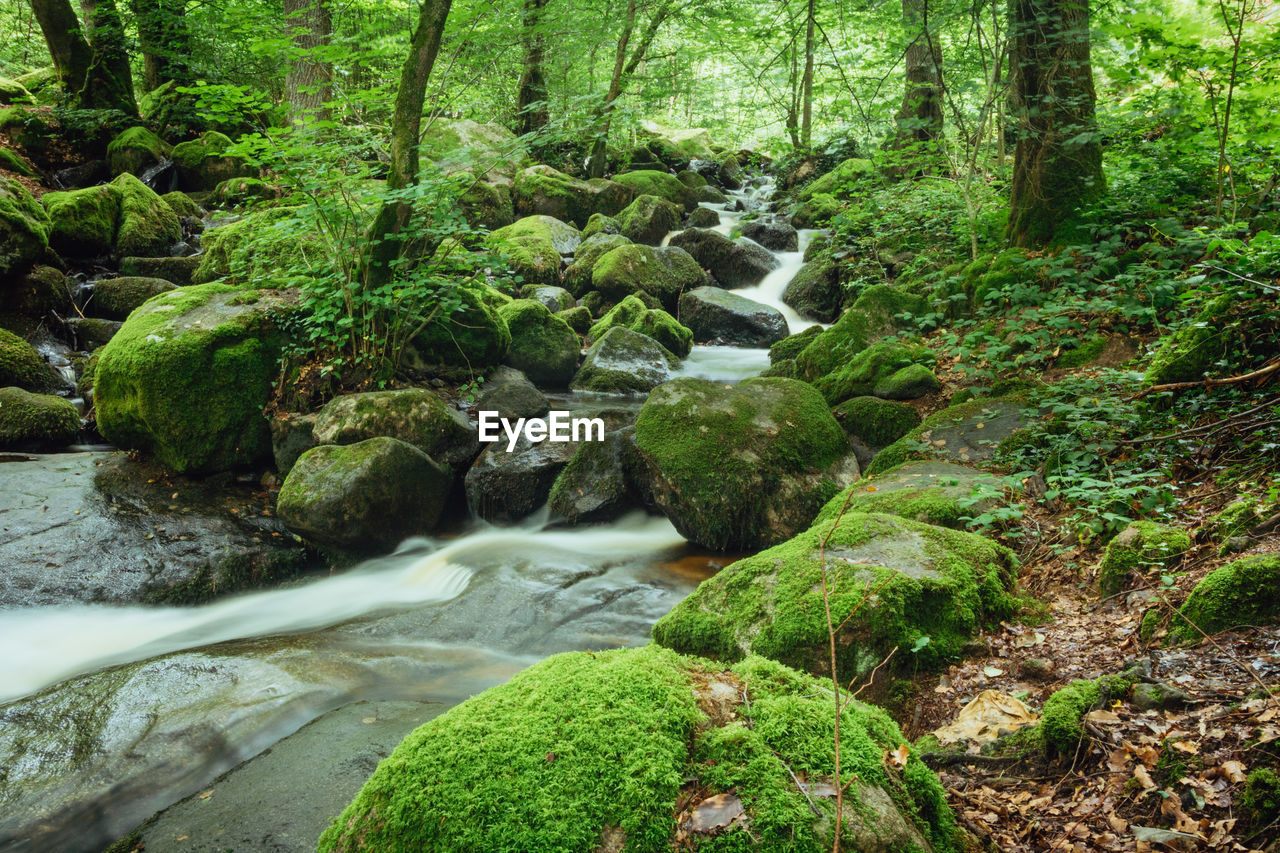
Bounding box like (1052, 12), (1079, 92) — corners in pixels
(496, 298), (580, 387)
(193, 205), (314, 285)
(813, 340), (934, 406)
(1206, 498), (1266, 541)
(790, 193), (842, 228)
(1144, 295), (1234, 385)
(1098, 521), (1190, 596)
(1041, 672), (1139, 757)
(794, 286), (926, 382)
(0, 77), (35, 105)
(488, 215), (579, 286)
(588, 294), (647, 341)
(1171, 555), (1280, 643)
(106, 126), (171, 176)
(831, 396), (922, 447)
(458, 179), (512, 229)
(873, 363), (940, 401)
(581, 212), (619, 238)
(511, 165), (632, 226)
(1139, 609), (1162, 643)
(796, 158), (874, 202)
(111, 172), (181, 257)
(616, 193), (682, 245)
(652, 510), (1018, 685)
(91, 276), (175, 320)
(0, 176), (50, 276)
(588, 294), (692, 357)
(611, 170), (691, 209)
(0, 327), (58, 391)
(171, 130), (256, 190)
(1053, 335), (1106, 369)
(0, 386), (79, 446)
(41, 184), (121, 257)
(318, 645), (957, 853)
(207, 176), (279, 208)
(0, 146), (38, 177)
(1242, 768), (1280, 827)
(769, 325), (822, 364)
(676, 169), (707, 188)
(589, 243), (704, 311)
(413, 286), (511, 369)
(160, 190), (201, 219)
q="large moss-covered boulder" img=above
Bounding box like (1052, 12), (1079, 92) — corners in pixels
(94, 284), (295, 473)
(457, 179), (513, 230)
(1098, 521), (1190, 596)
(571, 326), (678, 394)
(1171, 555), (1280, 643)
(277, 437), (450, 552)
(2, 265), (72, 322)
(816, 461), (1004, 529)
(111, 172), (181, 257)
(790, 192), (842, 228)
(794, 285), (928, 381)
(312, 388), (479, 473)
(832, 395), (921, 447)
(1, 177), (50, 277)
(474, 366), (549, 421)
(587, 294), (692, 357)
(616, 193), (681, 245)
(634, 376), (856, 550)
(782, 254), (842, 322)
(411, 286), (511, 369)
(511, 165), (633, 227)
(106, 126), (171, 177)
(91, 276), (175, 320)
(668, 228), (779, 288)
(653, 511), (1018, 684)
(0, 386), (78, 447)
(796, 157), (874, 201)
(0, 328), (61, 391)
(563, 232), (630, 295)
(420, 118), (525, 180)
(814, 340), (936, 406)
(170, 130), (256, 191)
(611, 170), (694, 211)
(678, 286), (788, 346)
(121, 254), (199, 285)
(497, 298), (581, 388)
(318, 645), (957, 853)
(590, 244), (704, 312)
(488, 214), (580, 286)
(41, 183), (120, 257)
(192, 206), (316, 285)
(160, 190), (201, 219)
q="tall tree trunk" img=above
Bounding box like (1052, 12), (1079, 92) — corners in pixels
(1007, 0), (1104, 247)
(886, 0), (943, 176)
(131, 0), (191, 91)
(364, 0), (453, 285)
(31, 0), (137, 112)
(799, 0), (814, 149)
(284, 0), (333, 124)
(515, 0), (549, 137)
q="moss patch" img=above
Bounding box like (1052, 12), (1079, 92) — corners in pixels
(0, 328), (59, 391)
(831, 396), (921, 447)
(497, 298), (581, 387)
(111, 172), (182, 257)
(1098, 521), (1190, 596)
(0, 386), (79, 446)
(0, 176), (50, 277)
(1171, 555), (1280, 643)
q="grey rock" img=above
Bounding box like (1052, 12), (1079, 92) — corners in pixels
(570, 326), (678, 394)
(475, 366), (550, 422)
(678, 286), (789, 346)
(669, 228), (779, 288)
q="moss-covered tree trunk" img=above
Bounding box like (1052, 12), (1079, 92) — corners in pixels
(799, 0), (815, 149)
(31, 0), (138, 113)
(1006, 0), (1104, 247)
(886, 0), (943, 177)
(515, 0), (549, 137)
(363, 0), (452, 286)
(284, 0), (333, 124)
(131, 0), (192, 91)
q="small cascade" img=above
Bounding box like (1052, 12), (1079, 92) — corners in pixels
(140, 158), (179, 194)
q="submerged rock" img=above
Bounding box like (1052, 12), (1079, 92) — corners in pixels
(318, 645), (957, 853)
(678, 286), (788, 346)
(633, 376), (857, 550)
(278, 436), (451, 552)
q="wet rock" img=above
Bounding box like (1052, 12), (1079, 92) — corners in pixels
(0, 327), (63, 392)
(53, 159), (109, 189)
(475, 366), (550, 422)
(874, 362), (941, 401)
(89, 276), (175, 320)
(498, 299), (581, 388)
(548, 428), (638, 524)
(278, 437), (451, 552)
(668, 227), (779, 288)
(781, 255), (841, 322)
(312, 388), (479, 474)
(678, 286), (788, 346)
(740, 217), (798, 252)
(465, 434), (579, 522)
(687, 206), (719, 228)
(270, 411), (318, 476)
(570, 326), (678, 394)
(589, 244), (705, 312)
(120, 255), (199, 285)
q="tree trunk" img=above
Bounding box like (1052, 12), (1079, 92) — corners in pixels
(886, 0), (943, 176)
(31, 0), (137, 112)
(800, 0), (815, 149)
(364, 0), (453, 285)
(284, 0), (333, 124)
(1007, 0), (1104, 247)
(515, 0), (549, 137)
(131, 0), (191, 91)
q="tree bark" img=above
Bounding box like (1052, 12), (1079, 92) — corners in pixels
(1007, 0), (1104, 247)
(31, 0), (137, 112)
(800, 0), (815, 149)
(131, 0), (191, 91)
(284, 0), (333, 124)
(364, 0), (453, 286)
(515, 0), (549, 137)
(886, 0), (943, 176)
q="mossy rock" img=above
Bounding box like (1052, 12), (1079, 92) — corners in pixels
(41, 183), (120, 258)
(492, 298), (581, 388)
(0, 327), (61, 391)
(170, 130), (257, 191)
(570, 326), (678, 394)
(1170, 555), (1280, 643)
(318, 644), (957, 853)
(1098, 521), (1190, 596)
(192, 205), (317, 285)
(653, 510), (1018, 686)
(4, 265), (72, 318)
(277, 436), (450, 553)
(159, 190), (201, 219)
(616, 193), (682, 245)
(611, 169), (694, 211)
(667, 228), (779, 288)
(634, 376), (856, 550)
(0, 78), (35, 106)
(769, 325), (822, 364)
(94, 284), (296, 473)
(866, 395), (1031, 476)
(816, 460), (1004, 529)
(0, 386), (79, 447)
(557, 305), (592, 334)
(831, 395), (922, 447)
(1053, 334), (1107, 369)
(874, 362), (941, 401)
(581, 212), (620, 238)
(111, 172), (181, 257)
(790, 192), (842, 228)
(511, 165), (633, 227)
(0, 177), (50, 277)
(411, 286), (511, 369)
(91, 276), (176, 320)
(206, 176), (282, 208)
(687, 206), (719, 228)
(796, 158), (874, 202)
(1041, 670), (1141, 757)
(457, 179), (513, 230)
(106, 126), (171, 177)
(814, 340), (935, 406)
(588, 294), (692, 357)
(312, 388), (479, 472)
(794, 285), (927, 381)
(488, 214), (580, 286)
(678, 286), (789, 347)
(419, 118), (526, 181)
(563, 232), (630, 296)
(121, 255), (199, 285)
(676, 169), (707, 188)
(547, 428), (637, 524)
(782, 254), (841, 323)
(0, 146), (38, 177)
(1144, 295), (1234, 385)
(590, 243), (704, 312)
(692, 184), (729, 204)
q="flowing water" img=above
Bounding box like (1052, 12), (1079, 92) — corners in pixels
(0, 175), (824, 852)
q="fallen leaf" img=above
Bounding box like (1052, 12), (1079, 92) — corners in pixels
(1134, 765), (1157, 791)
(689, 793), (744, 833)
